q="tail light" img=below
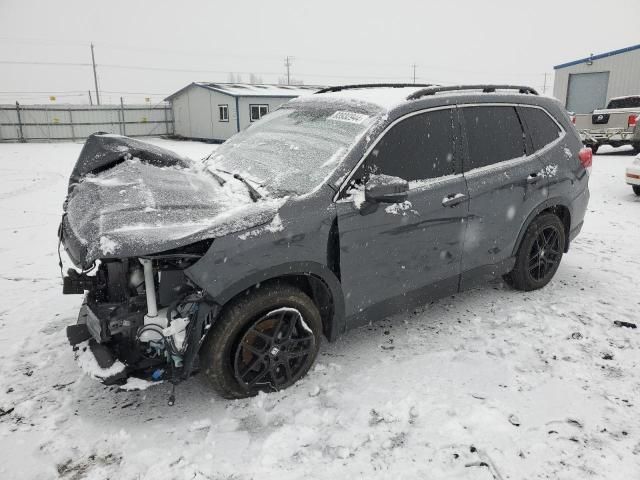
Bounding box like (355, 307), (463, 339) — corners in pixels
(579, 147), (592, 175)
(629, 114), (638, 128)
(570, 115), (576, 125)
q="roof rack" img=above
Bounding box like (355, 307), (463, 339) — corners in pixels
(407, 84), (538, 100)
(315, 83), (436, 94)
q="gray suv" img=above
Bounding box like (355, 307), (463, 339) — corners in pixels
(60, 84), (591, 399)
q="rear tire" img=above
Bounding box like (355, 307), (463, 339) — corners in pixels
(504, 213), (566, 291)
(633, 185), (640, 196)
(200, 282), (322, 399)
(632, 143), (640, 155)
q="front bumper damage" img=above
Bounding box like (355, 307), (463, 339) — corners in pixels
(64, 256), (219, 388)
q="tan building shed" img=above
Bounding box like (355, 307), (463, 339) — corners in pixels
(165, 83), (318, 142)
(553, 44), (640, 114)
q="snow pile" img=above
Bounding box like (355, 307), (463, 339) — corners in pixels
(385, 201), (415, 215)
(99, 236), (118, 255)
(75, 341), (126, 380)
(238, 213), (285, 240)
(119, 377), (163, 392)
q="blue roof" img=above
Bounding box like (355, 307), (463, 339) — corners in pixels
(554, 43), (640, 70)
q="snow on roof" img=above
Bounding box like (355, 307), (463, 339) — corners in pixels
(165, 82), (320, 100)
(301, 86), (426, 111)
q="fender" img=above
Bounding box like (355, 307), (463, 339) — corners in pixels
(512, 196), (572, 256)
(186, 261), (346, 342)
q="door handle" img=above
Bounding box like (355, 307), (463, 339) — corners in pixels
(527, 173), (540, 184)
(442, 193), (467, 207)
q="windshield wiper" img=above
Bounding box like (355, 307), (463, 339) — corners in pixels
(233, 173), (262, 202)
(212, 168), (262, 202)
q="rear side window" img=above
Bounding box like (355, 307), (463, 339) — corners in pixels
(461, 106), (525, 171)
(361, 108), (457, 182)
(519, 106), (561, 152)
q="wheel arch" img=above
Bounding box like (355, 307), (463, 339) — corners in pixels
(203, 262), (346, 342)
(513, 198), (572, 256)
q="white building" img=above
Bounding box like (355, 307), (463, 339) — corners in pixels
(553, 44), (640, 113)
(165, 83), (319, 141)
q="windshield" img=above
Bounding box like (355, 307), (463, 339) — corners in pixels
(204, 102), (378, 196)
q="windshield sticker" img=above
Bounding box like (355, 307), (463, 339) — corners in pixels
(328, 111), (369, 124)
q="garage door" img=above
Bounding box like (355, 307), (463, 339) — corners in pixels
(566, 71), (610, 114)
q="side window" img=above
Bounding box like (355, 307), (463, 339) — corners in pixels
(218, 104), (229, 122)
(518, 106), (561, 152)
(461, 106), (525, 170)
(250, 104), (269, 122)
(355, 108), (457, 184)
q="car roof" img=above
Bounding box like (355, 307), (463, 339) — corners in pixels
(297, 84), (541, 114)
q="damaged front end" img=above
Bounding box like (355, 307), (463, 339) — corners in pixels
(57, 134), (233, 391)
(64, 248), (217, 389)
(59, 134), (285, 394)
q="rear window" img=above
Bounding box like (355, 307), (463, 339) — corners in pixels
(607, 97), (640, 109)
(461, 106), (525, 171)
(518, 106), (562, 152)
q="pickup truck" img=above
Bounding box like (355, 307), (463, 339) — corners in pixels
(572, 95), (640, 154)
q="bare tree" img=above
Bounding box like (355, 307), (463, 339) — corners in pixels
(249, 73), (263, 84)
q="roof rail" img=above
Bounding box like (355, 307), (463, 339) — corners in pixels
(315, 83), (436, 94)
(407, 84), (538, 100)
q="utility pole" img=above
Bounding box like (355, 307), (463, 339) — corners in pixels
(542, 72), (548, 94)
(412, 63), (417, 84)
(88, 90), (93, 106)
(284, 56), (292, 85)
(90, 43), (100, 105)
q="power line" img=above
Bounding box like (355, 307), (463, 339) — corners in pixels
(0, 60), (90, 67)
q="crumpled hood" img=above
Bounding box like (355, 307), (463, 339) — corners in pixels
(61, 135), (284, 267)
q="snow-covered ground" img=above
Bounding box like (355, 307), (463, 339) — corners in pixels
(0, 138), (639, 479)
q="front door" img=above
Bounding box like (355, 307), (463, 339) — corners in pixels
(458, 104), (548, 287)
(336, 108), (469, 324)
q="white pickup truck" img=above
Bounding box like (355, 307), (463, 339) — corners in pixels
(572, 95), (640, 154)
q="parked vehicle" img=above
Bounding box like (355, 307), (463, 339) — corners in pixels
(626, 154), (640, 196)
(60, 84), (591, 399)
(572, 95), (640, 154)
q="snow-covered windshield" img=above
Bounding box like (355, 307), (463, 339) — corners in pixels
(205, 103), (378, 196)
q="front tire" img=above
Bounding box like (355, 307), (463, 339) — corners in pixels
(633, 185), (640, 196)
(590, 143), (600, 155)
(200, 283), (322, 399)
(504, 213), (565, 291)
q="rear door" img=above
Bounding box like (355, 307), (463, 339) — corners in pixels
(336, 107), (468, 323)
(517, 105), (564, 188)
(459, 104), (547, 287)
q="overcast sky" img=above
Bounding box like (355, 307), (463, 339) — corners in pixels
(1, 0), (638, 104)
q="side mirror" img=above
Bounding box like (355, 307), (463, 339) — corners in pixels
(364, 175), (409, 203)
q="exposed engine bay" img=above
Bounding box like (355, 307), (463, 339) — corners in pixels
(65, 249), (217, 397)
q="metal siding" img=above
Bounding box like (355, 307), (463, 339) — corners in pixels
(208, 90), (237, 140)
(186, 87), (214, 139)
(553, 48), (640, 109)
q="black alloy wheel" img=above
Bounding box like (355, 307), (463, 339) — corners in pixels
(200, 282), (322, 399)
(527, 225), (562, 282)
(234, 307), (315, 390)
(504, 213), (565, 291)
